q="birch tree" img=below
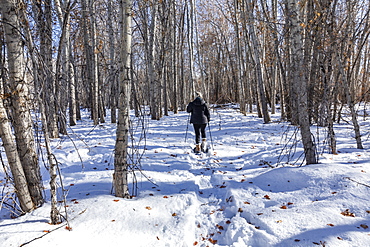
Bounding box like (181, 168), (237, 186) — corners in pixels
(1, 0), (44, 206)
(114, 0), (132, 198)
(244, 0), (270, 123)
(0, 89), (34, 212)
(286, 0), (317, 164)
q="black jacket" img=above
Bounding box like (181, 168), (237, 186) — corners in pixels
(186, 97), (210, 124)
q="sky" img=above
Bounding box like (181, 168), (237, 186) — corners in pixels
(1, 105), (370, 247)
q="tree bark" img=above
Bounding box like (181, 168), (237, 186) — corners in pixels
(0, 93), (34, 213)
(244, 0), (270, 123)
(114, 0), (132, 198)
(287, 0), (317, 164)
(1, 0), (44, 206)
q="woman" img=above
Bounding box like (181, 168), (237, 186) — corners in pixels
(186, 92), (210, 153)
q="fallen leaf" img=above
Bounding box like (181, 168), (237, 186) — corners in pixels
(287, 202), (294, 205)
(238, 208), (243, 213)
(172, 213), (177, 216)
(280, 205), (287, 209)
(216, 224), (224, 230)
(360, 224), (369, 229)
(113, 199), (120, 202)
(43, 230), (50, 233)
(193, 241), (198, 246)
(244, 201), (250, 205)
(276, 220), (282, 223)
(264, 195), (271, 200)
(65, 226), (72, 231)
(156, 236), (160, 240)
(208, 238), (217, 244)
(226, 220), (231, 224)
(294, 239), (300, 242)
(257, 213), (263, 216)
(337, 237), (343, 240)
(327, 224), (335, 227)
(163, 196), (168, 198)
(341, 209), (355, 217)
(145, 206), (152, 210)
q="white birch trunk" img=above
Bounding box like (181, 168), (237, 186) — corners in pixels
(107, 0), (117, 123)
(287, 0), (317, 164)
(148, 2), (160, 120)
(233, 0), (246, 115)
(0, 93), (34, 212)
(1, 0), (44, 206)
(114, 0), (132, 198)
(89, 0), (100, 125)
(244, 0), (270, 123)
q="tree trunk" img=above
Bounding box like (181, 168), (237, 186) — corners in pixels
(34, 0), (59, 138)
(107, 0), (117, 123)
(233, 0), (246, 115)
(114, 0), (132, 199)
(1, 0), (44, 206)
(287, 0), (317, 164)
(244, 0), (270, 123)
(336, 51), (364, 149)
(0, 92), (34, 213)
(148, 2), (160, 120)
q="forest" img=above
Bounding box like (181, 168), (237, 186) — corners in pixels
(0, 0), (370, 230)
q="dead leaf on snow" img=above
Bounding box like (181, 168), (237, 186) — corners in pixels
(341, 209), (355, 217)
(208, 238), (217, 244)
(216, 224), (224, 230)
(360, 224), (369, 229)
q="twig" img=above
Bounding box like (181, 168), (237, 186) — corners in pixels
(20, 208), (87, 246)
(343, 177), (370, 188)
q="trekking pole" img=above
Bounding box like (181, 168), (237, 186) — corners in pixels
(185, 113), (190, 144)
(208, 122), (214, 151)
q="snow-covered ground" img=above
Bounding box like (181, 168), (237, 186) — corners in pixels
(1, 106), (370, 247)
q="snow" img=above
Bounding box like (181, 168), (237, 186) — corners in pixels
(1, 106), (370, 247)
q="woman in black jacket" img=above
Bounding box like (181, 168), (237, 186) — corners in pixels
(186, 92), (210, 153)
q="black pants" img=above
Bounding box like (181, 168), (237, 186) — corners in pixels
(193, 124), (207, 144)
